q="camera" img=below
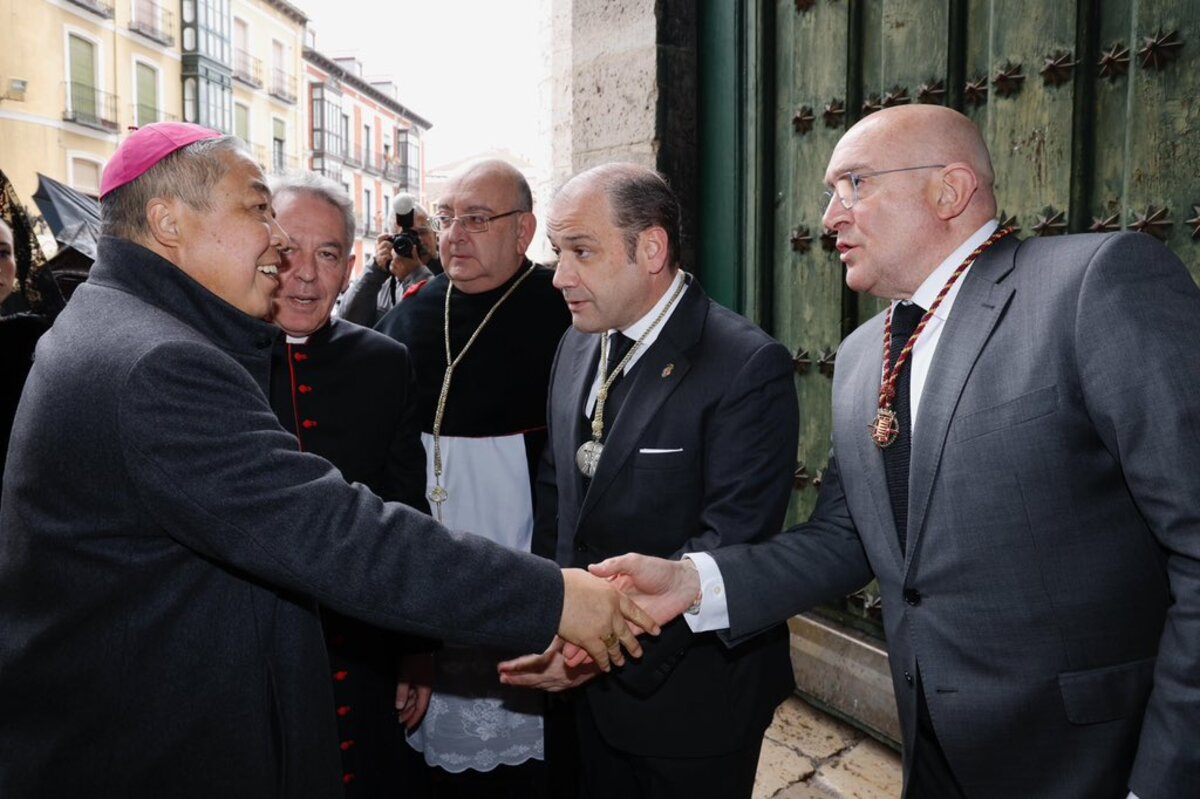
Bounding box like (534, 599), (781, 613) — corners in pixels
(391, 229), (421, 259)
(390, 193), (423, 260)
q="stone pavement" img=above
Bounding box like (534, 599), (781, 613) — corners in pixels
(753, 695), (902, 799)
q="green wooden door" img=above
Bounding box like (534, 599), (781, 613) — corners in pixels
(703, 0), (1200, 636)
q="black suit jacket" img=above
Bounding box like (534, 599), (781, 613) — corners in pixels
(535, 279), (798, 758)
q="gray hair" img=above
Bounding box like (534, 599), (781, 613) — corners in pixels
(100, 135), (248, 240)
(270, 172), (356, 249)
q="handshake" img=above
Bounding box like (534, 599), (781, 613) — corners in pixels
(501, 554), (703, 692)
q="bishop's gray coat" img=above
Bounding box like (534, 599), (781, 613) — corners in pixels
(0, 237), (563, 798)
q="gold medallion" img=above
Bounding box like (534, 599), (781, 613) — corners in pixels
(870, 408), (899, 448)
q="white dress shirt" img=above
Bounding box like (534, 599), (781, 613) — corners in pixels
(583, 269), (689, 418)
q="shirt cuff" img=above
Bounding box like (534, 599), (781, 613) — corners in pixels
(681, 552), (730, 633)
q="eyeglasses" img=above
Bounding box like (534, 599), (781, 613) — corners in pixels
(821, 164), (946, 211)
(430, 209), (524, 233)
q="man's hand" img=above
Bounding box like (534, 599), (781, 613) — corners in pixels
(374, 233), (395, 273)
(558, 568), (659, 672)
(592, 553), (701, 624)
(395, 652), (433, 731)
(376, 231), (423, 280)
(497, 637), (600, 692)
(561, 555), (702, 667)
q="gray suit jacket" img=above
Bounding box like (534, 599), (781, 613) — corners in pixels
(0, 237), (562, 798)
(714, 232), (1200, 798)
(535, 280), (797, 757)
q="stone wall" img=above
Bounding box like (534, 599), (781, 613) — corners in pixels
(549, 0), (698, 266)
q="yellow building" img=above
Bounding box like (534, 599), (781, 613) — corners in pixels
(0, 0), (305, 216)
(0, 0), (182, 204)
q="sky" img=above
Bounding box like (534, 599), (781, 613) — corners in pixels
(295, 0), (548, 170)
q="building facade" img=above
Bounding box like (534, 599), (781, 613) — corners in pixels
(0, 0), (185, 201)
(302, 45), (431, 272)
(0, 0), (427, 266)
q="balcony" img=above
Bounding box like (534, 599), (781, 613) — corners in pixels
(343, 144), (363, 169)
(66, 0), (114, 19)
(384, 162), (419, 192)
(63, 82), (119, 132)
(269, 69), (297, 104)
(129, 0), (174, 46)
(363, 152), (386, 176)
(233, 49), (263, 89)
(131, 103), (178, 127)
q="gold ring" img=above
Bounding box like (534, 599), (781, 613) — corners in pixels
(601, 632), (619, 649)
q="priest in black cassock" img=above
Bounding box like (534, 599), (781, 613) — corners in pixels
(375, 159), (571, 799)
(267, 173), (430, 797)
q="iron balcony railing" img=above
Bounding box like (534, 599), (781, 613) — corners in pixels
(129, 0), (174, 46)
(63, 82), (119, 131)
(234, 50), (264, 89)
(269, 69), (296, 104)
(66, 0), (114, 19)
(131, 103), (178, 127)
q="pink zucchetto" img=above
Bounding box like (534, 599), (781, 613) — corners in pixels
(99, 122), (222, 199)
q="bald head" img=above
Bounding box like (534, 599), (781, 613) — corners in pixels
(436, 158), (537, 293)
(834, 105), (996, 216)
(823, 106), (1000, 299)
(447, 159), (533, 212)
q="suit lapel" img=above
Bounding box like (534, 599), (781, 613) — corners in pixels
(559, 330), (600, 505)
(904, 238), (1018, 573)
(579, 281), (705, 519)
(840, 316), (906, 573)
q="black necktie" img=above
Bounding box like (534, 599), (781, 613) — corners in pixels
(605, 331), (635, 389)
(883, 302), (925, 553)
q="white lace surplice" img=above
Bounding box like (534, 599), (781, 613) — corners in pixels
(406, 433), (544, 771)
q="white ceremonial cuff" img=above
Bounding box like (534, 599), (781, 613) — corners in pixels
(681, 552), (730, 632)
(1127, 792), (1139, 799)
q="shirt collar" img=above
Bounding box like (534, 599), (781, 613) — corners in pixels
(907, 219), (999, 318)
(615, 269), (689, 341)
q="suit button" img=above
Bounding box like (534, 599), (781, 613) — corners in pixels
(302, 419), (318, 429)
(904, 670), (913, 686)
(299, 384), (313, 394)
(336, 705), (351, 717)
(903, 589), (921, 606)
(294, 351), (308, 362)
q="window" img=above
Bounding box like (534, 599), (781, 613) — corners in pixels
(397, 127), (421, 191)
(234, 102), (249, 142)
(181, 0), (232, 130)
(70, 157), (102, 196)
(135, 62), (159, 127)
(363, 123), (371, 169)
(68, 34), (98, 123)
(272, 118), (286, 173)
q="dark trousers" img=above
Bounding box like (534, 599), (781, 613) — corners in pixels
(907, 669), (967, 799)
(574, 696), (764, 799)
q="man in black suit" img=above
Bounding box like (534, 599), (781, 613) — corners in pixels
(268, 172), (431, 795)
(501, 163), (798, 798)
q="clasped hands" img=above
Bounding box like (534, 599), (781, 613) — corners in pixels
(499, 555), (701, 691)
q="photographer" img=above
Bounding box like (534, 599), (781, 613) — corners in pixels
(339, 194), (441, 328)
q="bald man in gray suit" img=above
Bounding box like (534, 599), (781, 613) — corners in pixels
(592, 105), (1200, 799)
